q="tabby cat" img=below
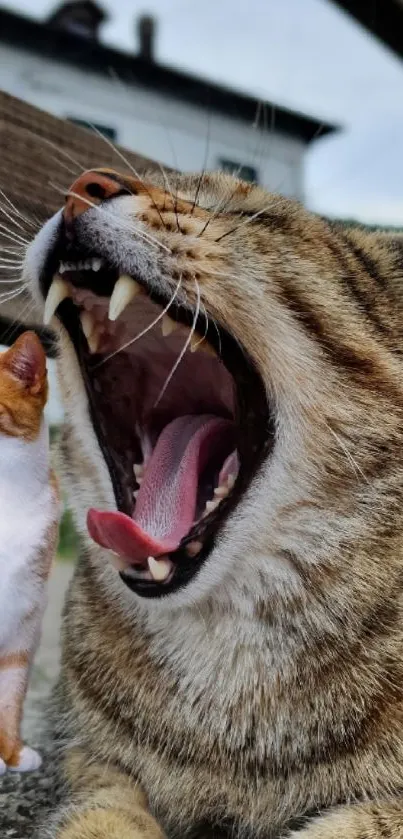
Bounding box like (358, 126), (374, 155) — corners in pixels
(23, 168), (403, 837)
(0, 331), (59, 774)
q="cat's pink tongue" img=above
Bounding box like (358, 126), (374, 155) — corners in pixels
(87, 415), (232, 566)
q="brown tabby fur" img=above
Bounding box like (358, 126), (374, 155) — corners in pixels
(24, 170), (403, 838)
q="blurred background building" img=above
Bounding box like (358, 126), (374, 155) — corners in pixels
(1, 0), (403, 225)
(0, 1), (334, 202)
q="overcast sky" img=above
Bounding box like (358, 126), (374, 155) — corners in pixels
(2, 0), (403, 224)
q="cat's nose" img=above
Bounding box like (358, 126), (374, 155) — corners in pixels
(64, 170), (123, 224)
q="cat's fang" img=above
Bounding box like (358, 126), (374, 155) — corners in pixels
(43, 276), (71, 324)
(147, 556), (173, 582)
(108, 275), (142, 321)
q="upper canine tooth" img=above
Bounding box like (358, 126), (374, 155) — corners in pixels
(80, 310), (96, 342)
(161, 314), (177, 337)
(43, 275), (71, 324)
(91, 257), (103, 272)
(109, 274), (141, 321)
(147, 556), (173, 582)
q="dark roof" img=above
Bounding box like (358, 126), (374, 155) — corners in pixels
(0, 6), (336, 143)
(332, 0), (403, 60)
(48, 0), (107, 35)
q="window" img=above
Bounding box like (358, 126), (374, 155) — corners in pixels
(219, 159), (258, 184)
(68, 118), (117, 142)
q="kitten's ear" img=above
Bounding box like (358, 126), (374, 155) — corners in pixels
(4, 332), (47, 394)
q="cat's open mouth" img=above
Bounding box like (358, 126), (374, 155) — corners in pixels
(40, 246), (273, 598)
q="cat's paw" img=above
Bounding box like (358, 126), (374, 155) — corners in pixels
(0, 757), (6, 776)
(8, 745), (42, 773)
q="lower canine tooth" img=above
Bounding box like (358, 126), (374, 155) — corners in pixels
(88, 326), (102, 354)
(190, 333), (201, 353)
(80, 310), (96, 342)
(109, 274), (141, 321)
(43, 275), (71, 324)
(214, 485), (228, 498)
(205, 499), (220, 514)
(162, 314), (177, 337)
(147, 556), (173, 582)
(186, 540), (203, 558)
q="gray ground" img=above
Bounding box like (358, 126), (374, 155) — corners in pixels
(0, 562), (73, 838)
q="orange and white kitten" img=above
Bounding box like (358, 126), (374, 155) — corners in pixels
(0, 331), (59, 775)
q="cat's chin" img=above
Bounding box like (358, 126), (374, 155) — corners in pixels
(39, 248), (273, 598)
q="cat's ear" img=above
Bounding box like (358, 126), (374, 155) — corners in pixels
(4, 332), (47, 395)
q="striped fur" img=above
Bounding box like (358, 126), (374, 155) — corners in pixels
(24, 172), (403, 837)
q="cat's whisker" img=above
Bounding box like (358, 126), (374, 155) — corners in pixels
(215, 203), (274, 243)
(97, 276), (182, 368)
(153, 279), (200, 408)
(0, 191), (39, 231)
(48, 154), (81, 178)
(0, 225), (29, 246)
(87, 123), (169, 234)
(0, 288), (26, 306)
(23, 128), (86, 174)
(0, 247), (26, 256)
(0, 205), (28, 234)
(325, 422), (368, 484)
(50, 183), (171, 254)
(0, 280), (28, 288)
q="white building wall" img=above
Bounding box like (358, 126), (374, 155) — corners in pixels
(0, 43), (305, 199)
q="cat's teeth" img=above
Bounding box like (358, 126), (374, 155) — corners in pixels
(161, 314), (177, 337)
(43, 275), (71, 324)
(190, 333), (202, 353)
(204, 499), (220, 516)
(214, 484), (229, 499)
(147, 556), (173, 582)
(87, 325), (102, 354)
(108, 275), (142, 321)
(185, 540), (203, 558)
(188, 331), (216, 357)
(80, 310), (96, 343)
(59, 257), (103, 273)
(133, 463), (144, 482)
